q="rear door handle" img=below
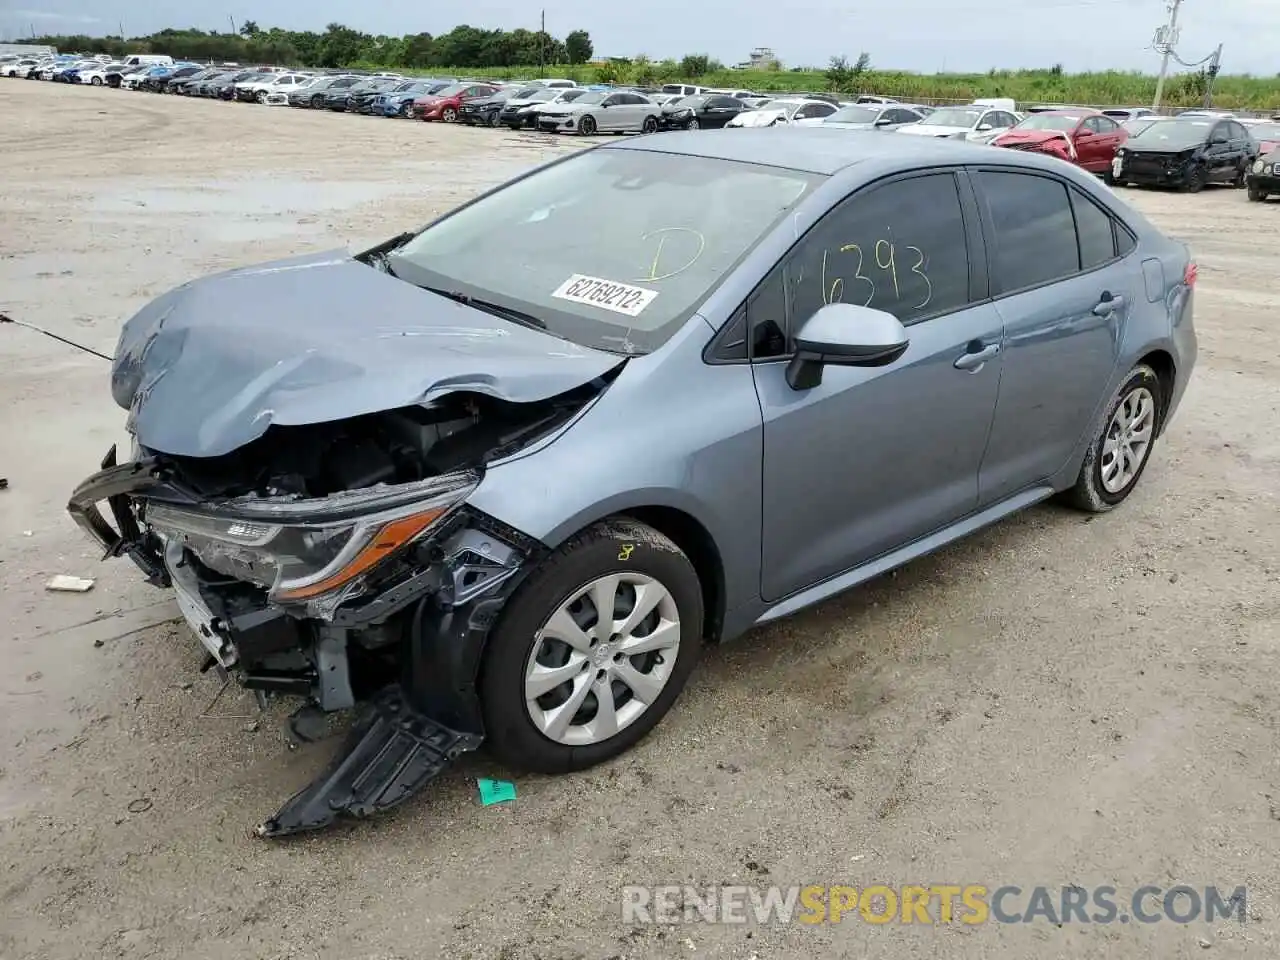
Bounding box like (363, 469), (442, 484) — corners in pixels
(1093, 293), (1126, 316)
(954, 343), (1000, 370)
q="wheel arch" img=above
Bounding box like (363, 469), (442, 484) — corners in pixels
(1137, 348), (1176, 436)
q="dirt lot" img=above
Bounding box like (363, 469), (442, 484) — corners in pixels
(1, 79), (1278, 960)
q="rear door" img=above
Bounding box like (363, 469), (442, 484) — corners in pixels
(971, 168), (1139, 503)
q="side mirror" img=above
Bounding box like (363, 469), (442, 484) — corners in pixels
(874, 116), (893, 125)
(976, 123), (993, 132)
(1075, 127), (1094, 137)
(785, 303), (910, 390)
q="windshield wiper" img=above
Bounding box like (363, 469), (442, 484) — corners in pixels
(421, 287), (547, 330)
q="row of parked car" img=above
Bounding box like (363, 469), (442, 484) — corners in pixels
(8, 51), (1279, 197)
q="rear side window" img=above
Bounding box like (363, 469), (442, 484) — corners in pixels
(1070, 188), (1116, 269)
(978, 172), (1078, 293)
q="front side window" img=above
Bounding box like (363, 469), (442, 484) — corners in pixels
(978, 172), (1078, 293)
(388, 150), (822, 355)
(922, 107), (982, 128)
(785, 173), (973, 335)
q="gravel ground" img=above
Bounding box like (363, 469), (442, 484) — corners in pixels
(1, 80), (1278, 960)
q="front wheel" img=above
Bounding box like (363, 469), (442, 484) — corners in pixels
(1248, 182), (1268, 202)
(1064, 364), (1163, 513)
(255, 90), (267, 104)
(578, 114), (597, 136)
(642, 115), (659, 134)
(688, 117), (700, 130)
(1182, 164), (1208, 193)
(441, 106), (457, 122)
(91, 76), (103, 86)
(479, 519), (704, 774)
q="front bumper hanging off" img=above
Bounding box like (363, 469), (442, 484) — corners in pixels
(68, 445), (541, 838)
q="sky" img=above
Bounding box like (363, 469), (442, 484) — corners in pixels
(1, 0), (1276, 74)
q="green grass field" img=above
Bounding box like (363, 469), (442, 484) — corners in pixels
(410, 64), (1280, 111)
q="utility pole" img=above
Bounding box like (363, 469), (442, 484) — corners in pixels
(539, 10), (545, 72)
(1151, 0), (1183, 112)
(228, 15), (237, 37)
(1202, 42), (1222, 107)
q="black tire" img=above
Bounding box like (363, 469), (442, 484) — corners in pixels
(1182, 164), (1208, 193)
(441, 106), (457, 122)
(489, 111), (501, 127)
(1064, 364), (1163, 513)
(479, 518), (704, 774)
(398, 101), (411, 118)
(1248, 182), (1268, 202)
(91, 76), (103, 87)
(688, 117), (700, 130)
(255, 90), (267, 104)
(1103, 167), (1118, 186)
(578, 114), (597, 136)
(642, 115), (659, 134)
(311, 95), (325, 108)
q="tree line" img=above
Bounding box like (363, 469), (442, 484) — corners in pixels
(22, 23), (597, 70)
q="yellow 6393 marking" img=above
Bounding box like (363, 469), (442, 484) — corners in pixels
(618, 544), (636, 561)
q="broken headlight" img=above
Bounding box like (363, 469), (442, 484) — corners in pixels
(145, 473), (477, 611)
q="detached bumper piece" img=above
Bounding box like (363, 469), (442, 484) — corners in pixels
(256, 685), (482, 838)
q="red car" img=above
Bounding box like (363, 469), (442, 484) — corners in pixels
(993, 109), (1128, 178)
(412, 82), (501, 122)
(1246, 120), (1280, 154)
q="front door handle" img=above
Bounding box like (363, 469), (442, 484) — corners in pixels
(1093, 293), (1126, 316)
(954, 342), (1000, 371)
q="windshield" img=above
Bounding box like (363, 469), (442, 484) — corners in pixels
(1014, 114), (1082, 131)
(570, 90), (608, 105)
(387, 150), (823, 355)
(922, 107), (982, 127)
(827, 105), (880, 123)
(1249, 122), (1280, 140)
(430, 83), (468, 97)
(1129, 119), (1213, 148)
(675, 96), (707, 109)
(558, 89), (587, 102)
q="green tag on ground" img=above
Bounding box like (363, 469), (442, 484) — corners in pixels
(477, 778), (517, 806)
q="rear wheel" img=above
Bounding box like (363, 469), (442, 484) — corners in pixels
(1064, 364), (1163, 513)
(480, 519), (704, 774)
(578, 114), (597, 136)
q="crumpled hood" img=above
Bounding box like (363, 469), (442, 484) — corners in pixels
(111, 250), (625, 458)
(996, 130), (1061, 146)
(732, 110), (785, 127)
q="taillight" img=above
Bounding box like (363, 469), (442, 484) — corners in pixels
(1184, 262), (1198, 287)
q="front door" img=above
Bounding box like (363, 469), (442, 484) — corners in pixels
(970, 168), (1136, 503)
(753, 170), (1004, 602)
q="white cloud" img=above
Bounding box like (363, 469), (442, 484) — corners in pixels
(9, 11), (102, 24)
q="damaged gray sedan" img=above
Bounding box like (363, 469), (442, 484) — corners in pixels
(69, 130), (1196, 837)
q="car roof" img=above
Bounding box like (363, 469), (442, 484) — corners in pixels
(606, 126), (1038, 175)
(1036, 108), (1097, 117)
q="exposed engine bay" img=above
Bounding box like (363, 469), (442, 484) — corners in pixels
(68, 376), (614, 838)
(161, 386), (593, 500)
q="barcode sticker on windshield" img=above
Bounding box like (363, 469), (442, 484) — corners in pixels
(551, 274), (658, 317)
